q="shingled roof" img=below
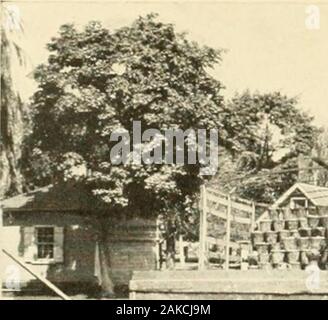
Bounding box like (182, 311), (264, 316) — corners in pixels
(1, 183), (108, 212)
(272, 183), (328, 208)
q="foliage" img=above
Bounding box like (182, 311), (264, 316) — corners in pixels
(311, 128), (328, 186)
(216, 91), (319, 203)
(30, 14), (226, 222)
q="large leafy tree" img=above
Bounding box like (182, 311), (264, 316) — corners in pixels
(216, 91), (319, 203)
(30, 14), (226, 293)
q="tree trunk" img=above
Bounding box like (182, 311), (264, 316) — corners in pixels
(0, 29), (23, 197)
(165, 219), (176, 270)
(96, 220), (115, 297)
(312, 157), (328, 171)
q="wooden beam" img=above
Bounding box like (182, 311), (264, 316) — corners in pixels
(206, 192), (254, 214)
(207, 207), (252, 224)
(2, 249), (71, 300)
(206, 187), (254, 205)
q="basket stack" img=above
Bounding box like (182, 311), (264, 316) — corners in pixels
(251, 207), (328, 270)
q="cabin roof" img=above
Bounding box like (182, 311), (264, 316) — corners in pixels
(1, 183), (107, 212)
(272, 183), (328, 208)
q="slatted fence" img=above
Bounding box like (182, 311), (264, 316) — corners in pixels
(198, 185), (268, 269)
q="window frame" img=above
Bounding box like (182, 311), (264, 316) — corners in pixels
(34, 225), (56, 264)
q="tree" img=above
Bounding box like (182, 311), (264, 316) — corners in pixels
(309, 127), (328, 186)
(30, 14), (226, 293)
(0, 5), (26, 197)
(216, 91), (319, 203)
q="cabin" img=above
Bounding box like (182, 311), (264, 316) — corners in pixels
(257, 182), (328, 222)
(251, 183), (328, 270)
(271, 182), (328, 212)
(0, 183), (159, 295)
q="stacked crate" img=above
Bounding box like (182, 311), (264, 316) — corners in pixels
(251, 208), (328, 270)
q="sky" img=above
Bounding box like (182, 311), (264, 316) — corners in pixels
(3, 0), (328, 126)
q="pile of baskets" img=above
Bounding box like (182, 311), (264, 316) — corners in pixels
(251, 207), (328, 270)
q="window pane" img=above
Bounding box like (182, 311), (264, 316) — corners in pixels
(37, 244), (54, 259)
(37, 227), (54, 243)
(36, 227), (55, 259)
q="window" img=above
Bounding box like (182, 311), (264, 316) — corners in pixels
(36, 227), (55, 260)
(290, 197), (308, 209)
(23, 226), (64, 264)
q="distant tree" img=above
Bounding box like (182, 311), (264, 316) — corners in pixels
(216, 91), (319, 203)
(309, 128), (328, 186)
(30, 14), (226, 293)
(0, 6), (26, 197)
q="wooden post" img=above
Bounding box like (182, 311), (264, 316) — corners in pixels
(178, 235), (185, 268)
(155, 218), (161, 270)
(251, 202), (256, 232)
(2, 249), (71, 300)
(155, 240), (161, 270)
(0, 207), (2, 299)
(198, 185), (208, 270)
(225, 194), (232, 270)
